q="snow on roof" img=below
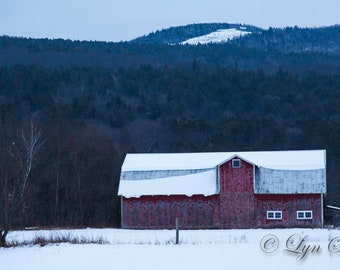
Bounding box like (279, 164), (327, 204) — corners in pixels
(121, 150), (326, 171)
(118, 169), (217, 198)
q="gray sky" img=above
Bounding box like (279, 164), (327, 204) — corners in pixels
(1, 0), (339, 42)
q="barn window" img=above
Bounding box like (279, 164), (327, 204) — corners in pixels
(297, 211), (313, 219)
(232, 159), (241, 168)
(267, 211), (282, 220)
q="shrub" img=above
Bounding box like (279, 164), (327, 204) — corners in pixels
(5, 233), (109, 247)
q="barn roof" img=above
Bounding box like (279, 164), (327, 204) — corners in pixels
(121, 150), (326, 171)
(118, 150), (326, 198)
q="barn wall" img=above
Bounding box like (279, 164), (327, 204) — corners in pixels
(254, 194), (323, 228)
(121, 195), (219, 229)
(219, 159), (256, 229)
(218, 158), (323, 229)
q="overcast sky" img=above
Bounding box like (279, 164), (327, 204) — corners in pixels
(1, 0), (339, 42)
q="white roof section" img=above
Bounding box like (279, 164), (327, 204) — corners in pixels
(118, 169), (217, 198)
(121, 150), (326, 171)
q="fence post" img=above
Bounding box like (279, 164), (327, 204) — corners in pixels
(175, 217), (179, 244)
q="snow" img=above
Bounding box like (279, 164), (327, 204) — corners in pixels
(118, 169), (217, 198)
(2, 228), (340, 270)
(121, 150), (326, 171)
(180, 28), (251, 45)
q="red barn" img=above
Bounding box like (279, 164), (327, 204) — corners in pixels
(118, 150), (326, 229)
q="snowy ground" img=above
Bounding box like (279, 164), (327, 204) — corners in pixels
(2, 228), (340, 270)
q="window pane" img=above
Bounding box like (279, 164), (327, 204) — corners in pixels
(232, 159), (241, 168)
(275, 212), (281, 219)
(268, 212), (274, 218)
(305, 212), (312, 218)
(298, 212), (304, 218)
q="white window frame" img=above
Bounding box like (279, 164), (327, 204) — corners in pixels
(267, 211), (282, 220)
(232, 159), (241, 168)
(297, 210), (313, 220)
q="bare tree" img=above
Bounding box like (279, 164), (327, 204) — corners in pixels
(1, 120), (45, 246)
(8, 120), (45, 227)
(0, 167), (11, 247)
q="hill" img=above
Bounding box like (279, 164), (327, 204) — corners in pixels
(130, 23), (261, 44)
(131, 23), (340, 55)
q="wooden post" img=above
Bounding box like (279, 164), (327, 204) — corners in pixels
(175, 217), (179, 244)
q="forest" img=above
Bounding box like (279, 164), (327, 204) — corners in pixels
(0, 26), (339, 229)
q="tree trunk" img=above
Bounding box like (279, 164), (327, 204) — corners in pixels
(0, 230), (8, 247)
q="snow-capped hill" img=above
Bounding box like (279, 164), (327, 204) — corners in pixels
(130, 23), (260, 44)
(181, 28), (251, 45)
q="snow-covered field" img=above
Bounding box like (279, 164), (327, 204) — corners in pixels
(2, 228), (340, 270)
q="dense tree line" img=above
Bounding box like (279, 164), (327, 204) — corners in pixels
(0, 64), (339, 231)
(1, 31), (340, 74)
(231, 25), (340, 55)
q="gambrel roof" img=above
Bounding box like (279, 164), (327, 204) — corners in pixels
(118, 150), (326, 198)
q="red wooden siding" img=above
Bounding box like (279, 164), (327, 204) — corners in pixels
(254, 194), (322, 228)
(219, 158), (256, 228)
(122, 195), (219, 229)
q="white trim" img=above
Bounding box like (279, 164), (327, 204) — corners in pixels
(217, 154), (256, 168)
(267, 211), (282, 220)
(326, 205), (340, 211)
(321, 194), (324, 226)
(297, 210), (313, 219)
(216, 165), (220, 194)
(253, 164), (256, 193)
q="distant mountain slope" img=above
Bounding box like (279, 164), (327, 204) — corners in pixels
(131, 23), (261, 44)
(131, 23), (340, 55)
